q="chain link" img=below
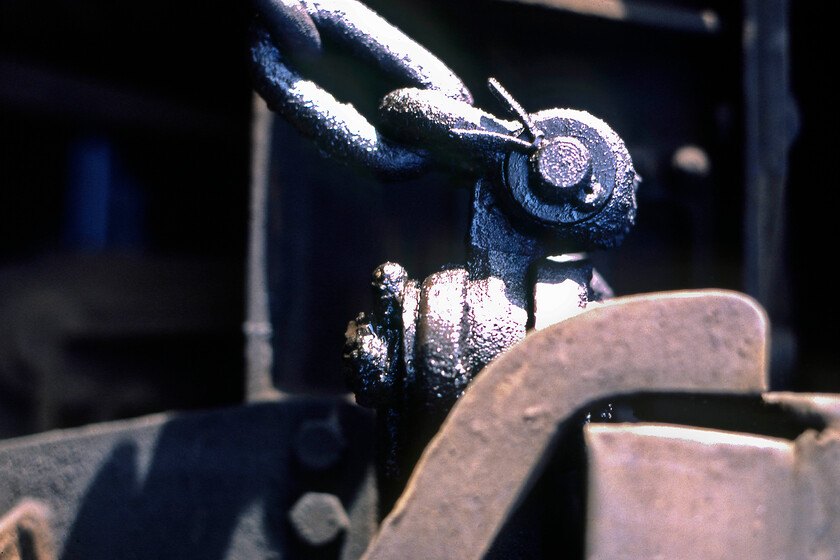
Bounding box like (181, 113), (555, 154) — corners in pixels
(251, 0), (534, 178)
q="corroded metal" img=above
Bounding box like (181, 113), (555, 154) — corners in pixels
(585, 420), (840, 560)
(344, 105), (637, 490)
(501, 108), (637, 247)
(585, 424), (794, 560)
(360, 290), (768, 560)
(250, 25), (431, 179)
(251, 0), (640, 496)
(250, 0), (472, 179)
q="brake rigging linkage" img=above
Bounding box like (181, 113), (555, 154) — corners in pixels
(250, 0), (639, 501)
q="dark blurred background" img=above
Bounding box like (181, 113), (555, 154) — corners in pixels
(0, 0), (835, 439)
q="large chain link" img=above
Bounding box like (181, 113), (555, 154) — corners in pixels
(250, 0), (533, 179)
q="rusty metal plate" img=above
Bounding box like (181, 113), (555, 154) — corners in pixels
(585, 423), (794, 560)
(585, 418), (840, 560)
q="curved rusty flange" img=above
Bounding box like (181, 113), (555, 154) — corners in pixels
(361, 290), (769, 560)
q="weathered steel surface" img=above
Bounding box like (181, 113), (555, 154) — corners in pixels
(585, 423), (794, 559)
(792, 425), (840, 558)
(344, 104), (637, 493)
(763, 392), (840, 427)
(0, 400), (376, 560)
(0, 499), (55, 560)
(585, 418), (840, 560)
(253, 1), (641, 496)
(361, 290), (768, 560)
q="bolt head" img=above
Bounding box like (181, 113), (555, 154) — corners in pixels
(532, 136), (592, 193)
(502, 108), (635, 246)
(288, 492), (350, 547)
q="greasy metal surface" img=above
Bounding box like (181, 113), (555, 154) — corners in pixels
(344, 107), (636, 490)
(344, 263), (409, 411)
(344, 258), (532, 494)
(253, 0), (640, 506)
(250, 0), (641, 226)
(585, 424), (794, 560)
(585, 418), (840, 560)
(254, 0), (322, 56)
(299, 0), (472, 102)
(250, 25), (431, 180)
(503, 109), (638, 249)
(378, 87), (520, 172)
(250, 0), (473, 179)
(361, 290), (768, 560)
(533, 136), (591, 194)
(0, 499), (55, 560)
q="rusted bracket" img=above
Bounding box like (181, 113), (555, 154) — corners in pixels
(361, 290), (769, 559)
(585, 416), (840, 559)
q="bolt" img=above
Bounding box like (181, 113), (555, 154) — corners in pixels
(288, 492), (350, 547)
(532, 136), (593, 195)
(294, 418), (346, 471)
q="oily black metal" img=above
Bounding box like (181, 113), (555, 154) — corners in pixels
(250, 25), (431, 180)
(377, 86), (521, 173)
(251, 0), (638, 500)
(345, 85), (637, 491)
(502, 108), (638, 250)
(250, 0), (472, 179)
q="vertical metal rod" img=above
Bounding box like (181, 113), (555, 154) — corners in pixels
(742, 0), (797, 321)
(742, 0), (799, 387)
(244, 93), (281, 401)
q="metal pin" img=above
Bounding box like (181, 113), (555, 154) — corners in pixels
(449, 128), (536, 153)
(487, 78), (544, 147)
